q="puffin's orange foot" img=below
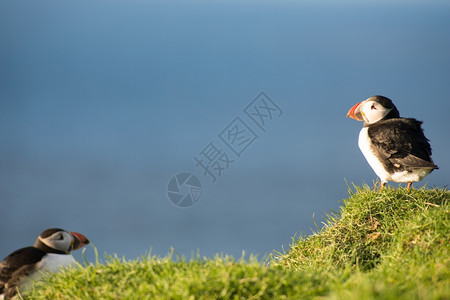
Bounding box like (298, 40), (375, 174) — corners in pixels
(407, 182), (412, 189)
(381, 182), (386, 189)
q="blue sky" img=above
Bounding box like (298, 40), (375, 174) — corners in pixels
(1, 0), (449, 260)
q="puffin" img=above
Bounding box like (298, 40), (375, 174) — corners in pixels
(347, 95), (438, 189)
(0, 228), (89, 299)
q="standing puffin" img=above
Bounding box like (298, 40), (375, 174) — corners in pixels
(0, 228), (89, 299)
(347, 95), (438, 189)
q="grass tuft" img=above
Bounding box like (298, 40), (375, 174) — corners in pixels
(24, 186), (449, 299)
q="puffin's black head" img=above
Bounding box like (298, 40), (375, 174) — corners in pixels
(39, 228), (65, 238)
(34, 228), (90, 254)
(347, 95), (400, 124)
(369, 95), (400, 118)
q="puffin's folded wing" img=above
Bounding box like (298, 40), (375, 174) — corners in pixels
(0, 247), (45, 299)
(4, 264), (38, 299)
(368, 118), (436, 168)
(390, 155), (438, 169)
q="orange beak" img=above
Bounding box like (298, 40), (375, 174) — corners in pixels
(346, 101), (364, 121)
(70, 232), (90, 250)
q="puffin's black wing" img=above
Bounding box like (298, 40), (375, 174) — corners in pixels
(0, 247), (46, 298)
(368, 118), (438, 169)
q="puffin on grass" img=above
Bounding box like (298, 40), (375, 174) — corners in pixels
(0, 228), (89, 299)
(347, 95), (438, 189)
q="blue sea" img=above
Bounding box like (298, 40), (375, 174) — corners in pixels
(1, 1), (449, 263)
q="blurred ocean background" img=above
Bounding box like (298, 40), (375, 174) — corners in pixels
(1, 0), (449, 262)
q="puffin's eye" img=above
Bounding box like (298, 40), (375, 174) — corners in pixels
(57, 233), (64, 240)
(371, 104), (377, 110)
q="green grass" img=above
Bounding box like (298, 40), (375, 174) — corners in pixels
(24, 186), (449, 299)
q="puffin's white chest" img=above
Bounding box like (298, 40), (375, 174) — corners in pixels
(17, 254), (77, 294)
(358, 127), (391, 182)
(36, 254), (77, 273)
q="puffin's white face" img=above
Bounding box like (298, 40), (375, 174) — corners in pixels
(348, 98), (394, 125)
(358, 99), (393, 124)
(39, 231), (74, 252)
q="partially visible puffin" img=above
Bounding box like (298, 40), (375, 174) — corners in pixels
(347, 95), (438, 189)
(0, 228), (89, 299)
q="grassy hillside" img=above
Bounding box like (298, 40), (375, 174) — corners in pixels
(24, 186), (449, 299)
